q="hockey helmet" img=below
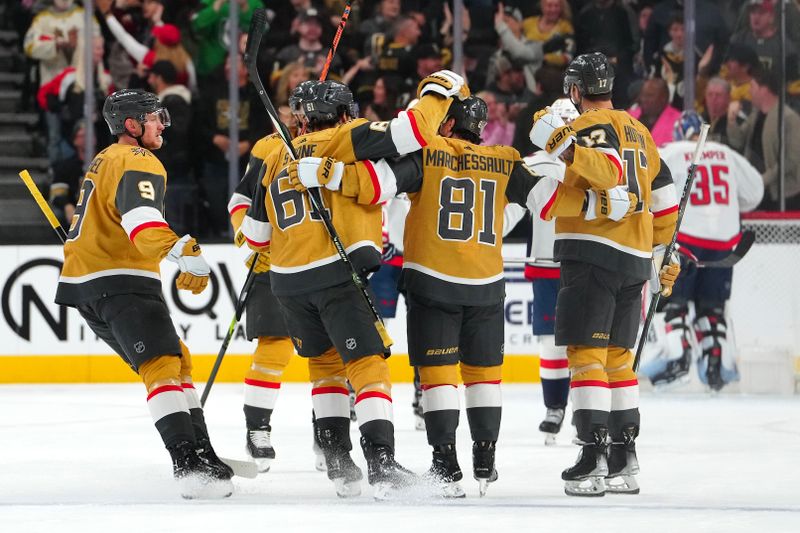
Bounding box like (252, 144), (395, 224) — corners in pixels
(447, 95), (488, 141)
(288, 80), (358, 124)
(673, 110), (705, 141)
(563, 52), (614, 100)
(549, 98), (580, 123)
(103, 89), (170, 135)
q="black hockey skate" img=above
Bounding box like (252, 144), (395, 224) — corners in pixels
(562, 428), (608, 497)
(360, 436), (417, 500)
(317, 427), (363, 498)
(245, 426), (276, 473)
(606, 425), (640, 495)
(472, 441), (499, 497)
(539, 407), (565, 445)
(704, 351), (724, 392)
(170, 441), (233, 499)
(423, 444), (465, 498)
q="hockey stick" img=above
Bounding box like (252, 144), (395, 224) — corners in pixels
(319, 0), (352, 81)
(633, 124), (710, 372)
(246, 8), (392, 348)
(694, 230), (755, 268)
(19, 170), (68, 243)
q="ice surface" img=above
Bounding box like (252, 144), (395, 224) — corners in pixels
(1, 383), (798, 532)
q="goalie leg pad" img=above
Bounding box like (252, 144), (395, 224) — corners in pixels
(694, 305), (737, 389)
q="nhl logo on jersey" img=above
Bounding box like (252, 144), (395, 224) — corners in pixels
(345, 338), (357, 350)
(133, 341), (145, 354)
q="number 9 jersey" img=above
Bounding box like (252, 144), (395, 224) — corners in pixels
(56, 143), (179, 306)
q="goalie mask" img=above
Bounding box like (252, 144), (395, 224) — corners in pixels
(673, 110), (705, 141)
(288, 80), (358, 125)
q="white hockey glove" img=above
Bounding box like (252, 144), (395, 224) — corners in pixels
(417, 69), (470, 100)
(584, 186), (637, 221)
(287, 156), (344, 193)
(167, 234), (211, 294)
(650, 244), (681, 297)
(529, 111), (576, 160)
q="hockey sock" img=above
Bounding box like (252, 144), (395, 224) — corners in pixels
(177, 341), (210, 441)
(567, 345), (611, 443)
(309, 348), (352, 450)
(606, 345), (640, 439)
(539, 336), (569, 409)
(418, 365), (460, 446)
(461, 364), (502, 443)
(244, 336), (294, 429)
(346, 355), (394, 449)
(140, 355), (195, 448)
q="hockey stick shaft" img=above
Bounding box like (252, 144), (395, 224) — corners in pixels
(633, 124), (710, 372)
(319, 1), (352, 81)
(200, 257), (258, 407)
(19, 170), (68, 243)
(246, 9), (391, 347)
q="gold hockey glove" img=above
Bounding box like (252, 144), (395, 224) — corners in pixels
(288, 156), (344, 193)
(245, 251), (271, 274)
(167, 235), (210, 295)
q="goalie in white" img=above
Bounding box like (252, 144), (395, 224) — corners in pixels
(641, 111), (764, 391)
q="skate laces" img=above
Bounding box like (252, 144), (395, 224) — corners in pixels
(249, 429), (272, 448)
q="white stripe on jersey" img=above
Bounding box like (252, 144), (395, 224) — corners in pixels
(120, 206), (167, 238)
(368, 158), (399, 204)
(403, 262), (505, 285)
(241, 215), (272, 246)
(59, 268), (161, 284)
(389, 111), (424, 154)
(227, 192), (252, 214)
(270, 241), (381, 274)
(651, 183), (678, 214)
(555, 232), (652, 258)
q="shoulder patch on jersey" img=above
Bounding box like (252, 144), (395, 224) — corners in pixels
(130, 147), (150, 157)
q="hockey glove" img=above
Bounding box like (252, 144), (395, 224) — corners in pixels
(529, 112), (575, 160)
(584, 187), (638, 221)
(417, 69), (470, 100)
(245, 251), (271, 274)
(167, 234), (210, 294)
(650, 245), (681, 297)
(287, 156), (344, 193)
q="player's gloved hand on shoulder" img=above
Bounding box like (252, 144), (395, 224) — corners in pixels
(245, 251), (270, 274)
(529, 112), (576, 159)
(584, 186), (637, 221)
(287, 156), (344, 193)
(417, 69), (470, 100)
(167, 234), (210, 294)
(650, 244), (681, 297)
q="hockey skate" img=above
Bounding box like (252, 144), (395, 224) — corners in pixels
(606, 425), (640, 495)
(245, 426), (275, 473)
(562, 429), (608, 497)
(422, 444), (466, 498)
(703, 350), (724, 392)
(311, 416), (327, 472)
(539, 407), (565, 445)
(196, 438), (235, 479)
(473, 441), (498, 497)
(361, 436), (417, 501)
(170, 441), (233, 499)
(317, 427), (363, 498)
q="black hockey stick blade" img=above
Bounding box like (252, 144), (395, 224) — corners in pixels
(695, 230), (755, 268)
(244, 8), (267, 70)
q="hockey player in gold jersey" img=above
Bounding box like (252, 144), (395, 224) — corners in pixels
(288, 95), (638, 497)
(54, 89), (233, 499)
(240, 71), (469, 499)
(529, 52), (681, 496)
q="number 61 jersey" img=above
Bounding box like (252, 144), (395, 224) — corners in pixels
(55, 143), (177, 306)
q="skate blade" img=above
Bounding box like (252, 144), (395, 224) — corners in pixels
(478, 478), (490, 497)
(564, 476), (606, 497)
(220, 456), (258, 479)
(253, 457), (272, 473)
(420, 478), (466, 499)
(414, 415), (426, 431)
(606, 474), (640, 494)
(544, 433), (557, 446)
(178, 475), (234, 500)
(334, 477), (362, 498)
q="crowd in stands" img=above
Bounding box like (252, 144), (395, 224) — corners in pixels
(12, 0), (800, 239)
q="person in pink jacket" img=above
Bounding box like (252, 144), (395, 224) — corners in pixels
(627, 78), (681, 147)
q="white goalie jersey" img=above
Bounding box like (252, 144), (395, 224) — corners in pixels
(659, 140), (764, 250)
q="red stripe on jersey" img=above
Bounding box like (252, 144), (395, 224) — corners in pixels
(540, 187), (559, 220)
(604, 153), (624, 183)
(180, 382), (195, 389)
(229, 203), (249, 216)
(355, 390), (392, 403)
(39, 35), (54, 41)
(540, 359), (568, 369)
(609, 379), (639, 388)
(363, 160), (381, 205)
(524, 265), (560, 280)
(464, 380), (501, 387)
(406, 110), (427, 148)
(245, 378), (281, 389)
(311, 386), (349, 396)
(245, 236), (270, 248)
(678, 232), (741, 251)
(130, 221), (169, 242)
(570, 380), (610, 389)
(147, 384), (184, 401)
(420, 383), (457, 391)
(653, 204), (678, 217)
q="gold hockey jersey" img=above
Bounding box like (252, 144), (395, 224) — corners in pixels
(55, 143), (179, 305)
(553, 108), (678, 280)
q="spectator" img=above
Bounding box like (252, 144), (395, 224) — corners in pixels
(628, 78), (681, 146)
(658, 13), (715, 109)
(574, 0), (639, 108)
(49, 120), (87, 229)
(191, 0), (261, 79)
(377, 15), (422, 81)
(360, 0), (402, 43)
(478, 90), (515, 146)
(723, 43), (760, 112)
(494, 2), (544, 93)
(196, 53), (268, 236)
(731, 0), (799, 77)
(633, 3), (654, 78)
(439, 0), (471, 51)
(486, 52), (534, 118)
(100, 0), (164, 90)
(702, 77), (733, 145)
(521, 0), (575, 68)
(415, 43), (444, 79)
(272, 61), (311, 108)
(727, 68), (800, 210)
(363, 74), (403, 121)
(275, 8), (342, 78)
(512, 64), (565, 156)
